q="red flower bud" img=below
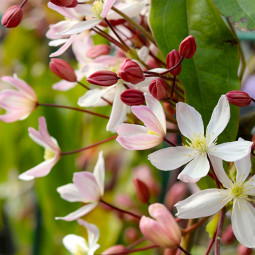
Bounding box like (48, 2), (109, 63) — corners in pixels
(149, 78), (168, 100)
(49, 0), (77, 7)
(50, 58), (77, 82)
(166, 50), (182, 75)
(238, 244), (252, 255)
(66, 0), (78, 7)
(87, 70), (118, 86)
(226, 90), (251, 107)
(86, 45), (111, 59)
(1, 5), (23, 28)
(120, 89), (145, 106)
(133, 178), (150, 204)
(221, 225), (235, 244)
(118, 59), (145, 84)
(179, 35), (196, 59)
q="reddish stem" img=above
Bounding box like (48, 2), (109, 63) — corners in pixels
(205, 228), (217, 255)
(103, 245), (158, 255)
(164, 137), (176, 147)
(20, 0), (28, 8)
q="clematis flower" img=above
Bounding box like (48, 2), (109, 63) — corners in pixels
(19, 117), (61, 181)
(63, 219), (100, 255)
(175, 155), (255, 248)
(149, 95), (252, 182)
(0, 75), (38, 123)
(116, 93), (166, 150)
(56, 152), (105, 221)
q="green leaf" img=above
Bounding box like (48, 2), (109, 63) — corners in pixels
(206, 212), (220, 238)
(213, 0), (255, 31)
(150, 0), (240, 143)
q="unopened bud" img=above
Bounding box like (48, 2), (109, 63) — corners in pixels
(120, 89), (145, 106)
(133, 178), (150, 204)
(86, 44), (111, 59)
(50, 58), (77, 82)
(179, 35), (196, 59)
(226, 90), (251, 107)
(238, 244), (252, 255)
(149, 78), (168, 100)
(87, 70), (118, 86)
(102, 245), (128, 254)
(49, 0), (77, 7)
(221, 225), (235, 244)
(118, 59), (145, 84)
(166, 49), (182, 75)
(1, 5), (23, 28)
(124, 227), (139, 243)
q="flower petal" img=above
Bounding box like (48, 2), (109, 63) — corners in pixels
(63, 234), (88, 254)
(93, 152), (105, 196)
(235, 154), (251, 183)
(176, 102), (204, 139)
(101, 0), (117, 18)
(148, 146), (196, 171)
(175, 189), (230, 219)
(232, 199), (255, 248)
(178, 154), (210, 183)
(57, 183), (84, 202)
(52, 80), (77, 91)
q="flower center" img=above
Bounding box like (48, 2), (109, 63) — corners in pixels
(44, 147), (55, 161)
(93, 0), (103, 18)
(230, 182), (245, 198)
(74, 245), (86, 255)
(185, 133), (208, 155)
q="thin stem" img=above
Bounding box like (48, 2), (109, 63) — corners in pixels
(38, 103), (109, 119)
(182, 217), (209, 234)
(178, 245), (192, 255)
(102, 245), (158, 255)
(251, 98), (255, 103)
(61, 135), (117, 156)
(20, 0), (28, 8)
(205, 228), (217, 255)
(208, 157), (221, 189)
(100, 199), (141, 220)
(77, 81), (90, 90)
(214, 208), (225, 255)
(170, 75), (176, 98)
(127, 237), (146, 249)
(164, 137), (176, 147)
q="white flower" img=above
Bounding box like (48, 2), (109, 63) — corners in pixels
(149, 95), (252, 183)
(63, 219), (100, 255)
(175, 154), (255, 248)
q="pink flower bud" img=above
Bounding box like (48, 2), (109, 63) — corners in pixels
(120, 89), (145, 106)
(86, 45), (111, 59)
(179, 35), (196, 59)
(140, 203), (181, 248)
(87, 70), (118, 86)
(102, 245), (127, 254)
(49, 0), (77, 7)
(133, 178), (150, 204)
(124, 227), (139, 243)
(50, 58), (77, 82)
(1, 5), (23, 28)
(166, 50), (182, 75)
(238, 244), (252, 255)
(226, 90), (251, 107)
(164, 182), (187, 210)
(149, 78), (168, 100)
(221, 225), (235, 244)
(118, 59), (145, 84)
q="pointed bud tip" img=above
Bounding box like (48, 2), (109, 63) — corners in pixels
(133, 178), (150, 204)
(179, 35), (197, 59)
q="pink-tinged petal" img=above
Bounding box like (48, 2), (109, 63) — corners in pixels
(176, 102), (204, 139)
(148, 146), (196, 171)
(60, 19), (101, 35)
(178, 154), (210, 183)
(93, 152), (105, 196)
(116, 123), (148, 136)
(208, 140), (252, 162)
(101, 0), (117, 18)
(244, 176), (255, 196)
(63, 234), (88, 254)
(73, 172), (101, 202)
(208, 155), (232, 188)
(55, 203), (97, 221)
(206, 95), (230, 144)
(52, 80), (77, 91)
(117, 134), (163, 150)
(175, 189), (230, 219)
(235, 154), (251, 183)
(232, 199), (255, 248)
(48, 2), (78, 20)
(132, 105), (165, 136)
(144, 93), (166, 134)
(93, 55), (124, 66)
(49, 39), (67, 47)
(57, 183), (84, 202)
(46, 21), (70, 40)
(0, 110), (32, 123)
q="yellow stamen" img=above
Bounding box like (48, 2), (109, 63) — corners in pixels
(93, 0), (103, 18)
(44, 148), (55, 160)
(184, 133), (209, 155)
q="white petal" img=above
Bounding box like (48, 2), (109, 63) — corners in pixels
(63, 234), (88, 254)
(175, 189), (230, 219)
(208, 155), (232, 188)
(148, 146), (196, 171)
(232, 199), (255, 248)
(176, 102), (204, 139)
(208, 141), (252, 161)
(57, 183), (84, 202)
(178, 154), (210, 183)
(244, 176), (255, 196)
(52, 80), (77, 91)
(235, 154), (251, 183)
(93, 152), (105, 196)
(206, 95), (230, 144)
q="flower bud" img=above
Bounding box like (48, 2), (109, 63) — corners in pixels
(120, 89), (145, 106)
(149, 78), (168, 100)
(166, 49), (182, 75)
(238, 244), (252, 255)
(50, 58), (77, 82)
(87, 70), (118, 86)
(1, 5), (23, 28)
(86, 45), (111, 59)
(221, 225), (235, 244)
(49, 0), (77, 7)
(133, 178), (150, 204)
(226, 90), (251, 107)
(102, 245), (127, 254)
(118, 59), (145, 84)
(124, 227), (139, 243)
(179, 35), (196, 59)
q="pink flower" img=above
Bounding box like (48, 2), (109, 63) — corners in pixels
(139, 203), (181, 248)
(116, 93), (166, 150)
(19, 117), (61, 181)
(56, 152), (105, 221)
(0, 76), (38, 123)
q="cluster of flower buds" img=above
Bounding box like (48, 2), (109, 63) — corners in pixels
(49, 0), (78, 8)
(226, 90), (252, 107)
(1, 5), (24, 28)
